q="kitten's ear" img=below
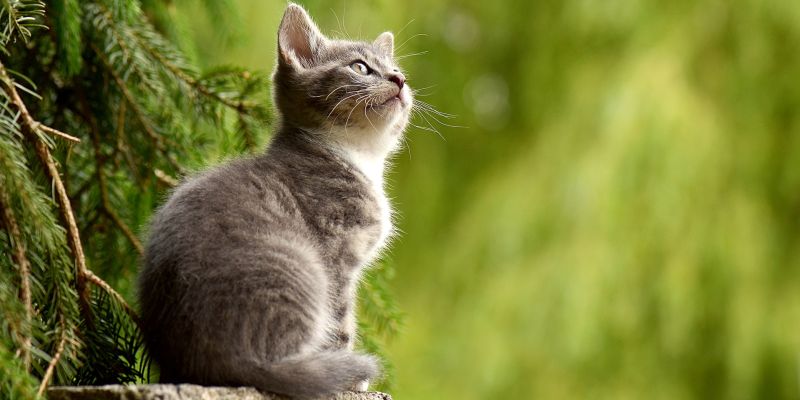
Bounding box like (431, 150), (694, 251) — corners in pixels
(374, 32), (394, 57)
(278, 4), (326, 68)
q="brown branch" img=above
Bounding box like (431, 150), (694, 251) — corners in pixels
(0, 60), (91, 314)
(36, 316), (67, 397)
(0, 58), (141, 339)
(35, 123), (81, 143)
(84, 271), (140, 324)
(0, 188), (33, 372)
(104, 207), (144, 255)
(7, 90), (89, 392)
(154, 168), (178, 187)
(0, 67), (79, 144)
(32, 138), (94, 316)
(81, 96), (145, 256)
(114, 102), (145, 185)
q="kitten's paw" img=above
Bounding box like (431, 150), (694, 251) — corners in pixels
(351, 379), (369, 392)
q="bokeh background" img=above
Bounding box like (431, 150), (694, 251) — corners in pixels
(174, 1), (800, 399)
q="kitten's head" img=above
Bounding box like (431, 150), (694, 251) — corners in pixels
(273, 4), (412, 152)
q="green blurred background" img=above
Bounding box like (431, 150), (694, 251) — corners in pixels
(174, 1), (800, 399)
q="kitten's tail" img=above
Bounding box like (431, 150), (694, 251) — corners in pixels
(240, 350), (380, 399)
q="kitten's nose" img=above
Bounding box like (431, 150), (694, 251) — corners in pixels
(388, 73), (405, 90)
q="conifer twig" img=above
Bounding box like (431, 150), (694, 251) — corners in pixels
(0, 60), (90, 314)
(0, 188), (33, 372)
(27, 96), (143, 361)
(145, 44), (249, 113)
(1, 59), (141, 330)
(84, 270), (139, 324)
(113, 102), (145, 185)
(154, 168), (178, 187)
(82, 98), (145, 256)
(118, 16), (250, 114)
(32, 137), (93, 316)
(34, 123), (81, 143)
(0, 64), (80, 144)
(36, 316), (67, 397)
(90, 42), (184, 173)
(103, 205), (145, 255)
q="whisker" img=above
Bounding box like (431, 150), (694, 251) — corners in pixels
(364, 96), (378, 133)
(417, 112), (447, 141)
(395, 33), (429, 53)
(326, 89), (370, 121)
(395, 18), (416, 37)
(401, 132), (412, 160)
(310, 84), (361, 100)
(414, 104), (465, 128)
(420, 110), (464, 128)
(395, 51), (429, 60)
(411, 84), (439, 93)
(339, 5), (353, 39)
(343, 94), (372, 131)
(414, 99), (456, 118)
(408, 119), (444, 137)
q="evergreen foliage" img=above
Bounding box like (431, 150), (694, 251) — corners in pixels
(0, 1), (402, 397)
(0, 0), (344, 397)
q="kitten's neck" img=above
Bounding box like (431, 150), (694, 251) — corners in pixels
(333, 144), (387, 190)
(327, 125), (398, 190)
(273, 124), (397, 190)
(270, 126), (395, 190)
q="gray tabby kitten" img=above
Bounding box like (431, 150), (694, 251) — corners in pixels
(138, 4), (411, 399)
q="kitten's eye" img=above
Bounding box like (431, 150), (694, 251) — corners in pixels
(350, 61), (371, 75)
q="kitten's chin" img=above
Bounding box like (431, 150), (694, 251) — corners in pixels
(371, 91), (412, 121)
(380, 97), (402, 107)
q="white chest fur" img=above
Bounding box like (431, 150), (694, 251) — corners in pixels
(336, 145), (394, 262)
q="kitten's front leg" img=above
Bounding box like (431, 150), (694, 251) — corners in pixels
(339, 304), (372, 392)
(329, 302), (357, 350)
(328, 294), (372, 392)
(351, 379), (370, 392)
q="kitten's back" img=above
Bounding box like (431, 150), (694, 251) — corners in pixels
(139, 153), (379, 397)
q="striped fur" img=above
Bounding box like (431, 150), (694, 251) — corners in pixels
(138, 4), (411, 399)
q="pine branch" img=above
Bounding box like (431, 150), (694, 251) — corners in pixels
(32, 135), (93, 318)
(112, 101), (145, 186)
(90, 41), (184, 173)
(0, 63), (80, 144)
(36, 123), (81, 143)
(49, 0), (83, 76)
(1, 55), (148, 392)
(93, 2), (266, 128)
(154, 168), (178, 187)
(0, 0), (46, 45)
(82, 94), (145, 256)
(86, 3), (164, 98)
(36, 315), (66, 397)
(0, 59), (93, 317)
(142, 41), (248, 113)
(84, 271), (139, 324)
(33, 131), (142, 331)
(100, 2), (243, 113)
(0, 187), (32, 373)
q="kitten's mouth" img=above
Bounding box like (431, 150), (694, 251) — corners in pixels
(379, 91), (405, 107)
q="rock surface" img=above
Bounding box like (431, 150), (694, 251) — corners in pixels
(47, 385), (391, 400)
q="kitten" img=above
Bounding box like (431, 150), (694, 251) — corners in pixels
(137, 4), (411, 399)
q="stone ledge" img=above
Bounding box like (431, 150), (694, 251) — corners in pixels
(47, 384), (391, 400)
